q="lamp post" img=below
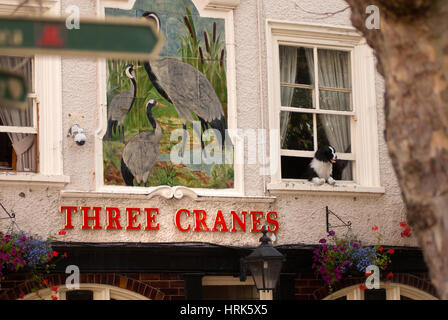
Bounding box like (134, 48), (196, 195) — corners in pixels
(245, 226), (285, 300)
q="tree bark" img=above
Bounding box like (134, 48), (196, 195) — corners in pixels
(344, 0), (448, 299)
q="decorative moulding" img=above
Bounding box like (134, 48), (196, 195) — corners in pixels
(193, 0), (240, 12)
(146, 185), (199, 200)
(0, 0), (58, 14)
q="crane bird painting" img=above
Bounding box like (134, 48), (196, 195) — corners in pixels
(121, 99), (162, 186)
(106, 64), (140, 142)
(103, 0), (234, 189)
(142, 11), (231, 156)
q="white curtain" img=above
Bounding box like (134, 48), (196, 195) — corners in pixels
(279, 46), (297, 148)
(305, 49), (352, 179)
(0, 56), (36, 171)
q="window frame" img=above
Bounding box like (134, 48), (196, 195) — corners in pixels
(278, 44), (356, 182)
(266, 20), (384, 195)
(0, 0), (68, 187)
(323, 282), (438, 300)
(93, 0), (243, 198)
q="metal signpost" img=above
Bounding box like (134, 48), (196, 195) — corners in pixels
(0, 15), (162, 108)
(0, 15), (163, 60)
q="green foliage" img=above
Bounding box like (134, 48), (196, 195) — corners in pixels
(178, 6), (227, 111)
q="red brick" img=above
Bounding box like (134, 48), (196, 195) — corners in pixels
(155, 290), (164, 300)
(161, 274), (181, 280)
(171, 296), (185, 301)
(139, 274), (161, 281)
(295, 280), (309, 287)
(149, 280), (170, 288)
(169, 280), (184, 288)
(149, 288), (157, 300)
(295, 287), (316, 295)
(160, 288), (179, 296)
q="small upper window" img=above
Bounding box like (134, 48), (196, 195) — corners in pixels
(278, 45), (354, 181)
(0, 56), (37, 173)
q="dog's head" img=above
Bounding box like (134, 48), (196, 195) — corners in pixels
(315, 145), (337, 164)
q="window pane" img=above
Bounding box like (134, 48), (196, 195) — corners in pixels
(319, 90), (351, 111)
(281, 156), (353, 181)
(281, 156), (312, 179)
(280, 112), (313, 151)
(279, 46), (314, 85)
(317, 49), (351, 89)
(317, 114), (351, 153)
(333, 160), (353, 181)
(281, 87), (313, 109)
(0, 56), (34, 127)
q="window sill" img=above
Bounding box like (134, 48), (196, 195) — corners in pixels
(0, 172), (70, 187)
(267, 181), (385, 196)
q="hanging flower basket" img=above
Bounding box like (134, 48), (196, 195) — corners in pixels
(0, 231), (55, 283)
(312, 228), (393, 291)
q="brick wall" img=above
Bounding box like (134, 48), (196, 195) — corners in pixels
(0, 272), (185, 300)
(294, 272), (438, 300)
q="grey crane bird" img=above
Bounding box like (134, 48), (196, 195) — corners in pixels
(121, 99), (162, 186)
(142, 12), (231, 157)
(106, 64), (140, 142)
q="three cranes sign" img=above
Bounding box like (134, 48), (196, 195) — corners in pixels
(0, 15), (163, 60)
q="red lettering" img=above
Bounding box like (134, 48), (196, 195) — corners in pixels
(144, 208), (159, 230)
(126, 208), (141, 230)
(231, 211), (247, 232)
(106, 207), (122, 230)
(175, 209), (191, 232)
(212, 210), (229, 232)
(60, 206), (77, 229)
(194, 210), (209, 231)
(81, 206), (102, 230)
(250, 211), (263, 232)
(266, 211), (279, 233)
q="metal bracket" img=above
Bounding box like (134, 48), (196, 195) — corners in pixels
(0, 202), (20, 233)
(326, 206), (352, 233)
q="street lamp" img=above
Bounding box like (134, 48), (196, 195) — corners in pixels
(245, 226), (285, 293)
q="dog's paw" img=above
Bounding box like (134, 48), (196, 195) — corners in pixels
(312, 177), (325, 185)
(327, 177), (336, 185)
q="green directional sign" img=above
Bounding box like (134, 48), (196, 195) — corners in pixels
(0, 70), (27, 109)
(0, 16), (163, 60)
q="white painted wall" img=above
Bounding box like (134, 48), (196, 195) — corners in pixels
(0, 0), (416, 248)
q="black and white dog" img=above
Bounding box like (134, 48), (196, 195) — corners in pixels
(305, 146), (337, 185)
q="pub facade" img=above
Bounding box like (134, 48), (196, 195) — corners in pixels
(0, 0), (438, 300)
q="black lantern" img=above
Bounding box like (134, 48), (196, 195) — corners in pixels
(245, 226), (285, 291)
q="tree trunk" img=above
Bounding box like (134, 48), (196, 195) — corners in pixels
(344, 0), (448, 299)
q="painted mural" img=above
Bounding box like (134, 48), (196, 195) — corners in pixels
(103, 0), (234, 188)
